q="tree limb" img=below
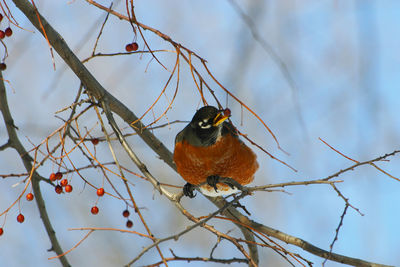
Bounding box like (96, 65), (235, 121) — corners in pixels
(11, 0), (260, 263)
(0, 71), (70, 266)
(10, 1), (394, 266)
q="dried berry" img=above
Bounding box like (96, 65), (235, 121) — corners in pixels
(0, 63), (6, 71)
(122, 209), (130, 218)
(91, 138), (99, 145)
(4, 27), (12, 37)
(17, 214), (25, 223)
(126, 220), (133, 228)
(49, 173), (56, 181)
(60, 179), (68, 187)
(55, 185), (63, 194)
(26, 193), (34, 201)
(55, 172), (63, 180)
(0, 228), (3, 236)
(97, 188), (105, 197)
(223, 108), (231, 117)
(131, 42), (139, 51)
(91, 206), (99, 215)
(125, 43), (134, 52)
(65, 184), (73, 193)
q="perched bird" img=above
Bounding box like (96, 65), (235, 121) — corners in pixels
(173, 106), (259, 197)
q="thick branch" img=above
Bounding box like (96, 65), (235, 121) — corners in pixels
(10, 1), (393, 266)
(249, 220), (390, 267)
(12, 0), (174, 169)
(0, 72), (70, 266)
(213, 196), (393, 267)
(11, 0), (260, 263)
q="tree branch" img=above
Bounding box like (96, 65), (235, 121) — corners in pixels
(0, 71), (70, 266)
(11, 0), (260, 263)
(230, 212), (392, 267)
(10, 1), (394, 266)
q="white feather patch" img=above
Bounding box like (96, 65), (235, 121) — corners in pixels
(199, 185), (239, 197)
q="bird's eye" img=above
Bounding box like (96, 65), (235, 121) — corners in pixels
(198, 119), (212, 129)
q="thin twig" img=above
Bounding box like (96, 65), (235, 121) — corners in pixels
(92, 97), (168, 265)
(0, 70), (70, 266)
(323, 204), (349, 266)
(11, 2), (394, 266)
(227, 0), (307, 139)
(319, 138), (400, 182)
(48, 230), (94, 260)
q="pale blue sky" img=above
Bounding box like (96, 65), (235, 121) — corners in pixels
(0, 1), (399, 266)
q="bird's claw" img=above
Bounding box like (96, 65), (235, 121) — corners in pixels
(183, 183), (196, 198)
(207, 175), (220, 192)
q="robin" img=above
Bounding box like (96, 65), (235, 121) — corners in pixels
(173, 106), (259, 198)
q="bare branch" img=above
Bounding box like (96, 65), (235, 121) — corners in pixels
(11, 1), (395, 266)
(227, 0), (307, 137)
(321, 149), (400, 182)
(0, 140), (11, 151)
(320, 138), (400, 182)
(323, 204), (349, 266)
(144, 253), (248, 266)
(223, 210), (393, 267)
(0, 71), (70, 266)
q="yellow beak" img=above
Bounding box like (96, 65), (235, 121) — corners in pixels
(213, 113), (229, 126)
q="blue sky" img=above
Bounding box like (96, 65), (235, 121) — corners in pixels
(0, 1), (399, 266)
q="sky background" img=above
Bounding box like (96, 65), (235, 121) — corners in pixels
(0, 0), (399, 266)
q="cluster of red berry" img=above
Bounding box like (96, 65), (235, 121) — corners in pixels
(90, 188), (132, 227)
(0, 165), (134, 237)
(0, 191), (35, 235)
(0, 14), (12, 71)
(50, 172), (73, 194)
(125, 42), (139, 52)
(90, 187), (104, 215)
(0, 14), (12, 39)
(0, 27), (12, 39)
(123, 209), (133, 228)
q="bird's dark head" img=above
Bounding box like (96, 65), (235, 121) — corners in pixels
(189, 106), (230, 145)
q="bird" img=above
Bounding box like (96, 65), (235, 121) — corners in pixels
(173, 106), (259, 197)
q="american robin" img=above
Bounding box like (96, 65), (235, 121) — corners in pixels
(173, 106), (259, 198)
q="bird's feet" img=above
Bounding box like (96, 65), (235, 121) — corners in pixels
(183, 183), (196, 198)
(207, 175), (242, 193)
(207, 175), (221, 192)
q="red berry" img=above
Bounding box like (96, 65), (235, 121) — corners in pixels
(122, 209), (130, 218)
(60, 179), (68, 187)
(55, 172), (63, 180)
(0, 30), (5, 39)
(0, 14), (3, 22)
(131, 42), (139, 51)
(0, 63), (5, 71)
(55, 185), (63, 194)
(49, 173), (56, 181)
(91, 206), (99, 215)
(17, 214), (24, 223)
(26, 193), (34, 201)
(4, 28), (12, 37)
(126, 220), (133, 228)
(125, 43), (134, 52)
(97, 188), (105, 197)
(65, 184), (73, 193)
(91, 138), (99, 145)
(0, 228), (3, 236)
(223, 108), (231, 117)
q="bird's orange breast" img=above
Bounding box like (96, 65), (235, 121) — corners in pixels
(173, 134), (258, 186)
